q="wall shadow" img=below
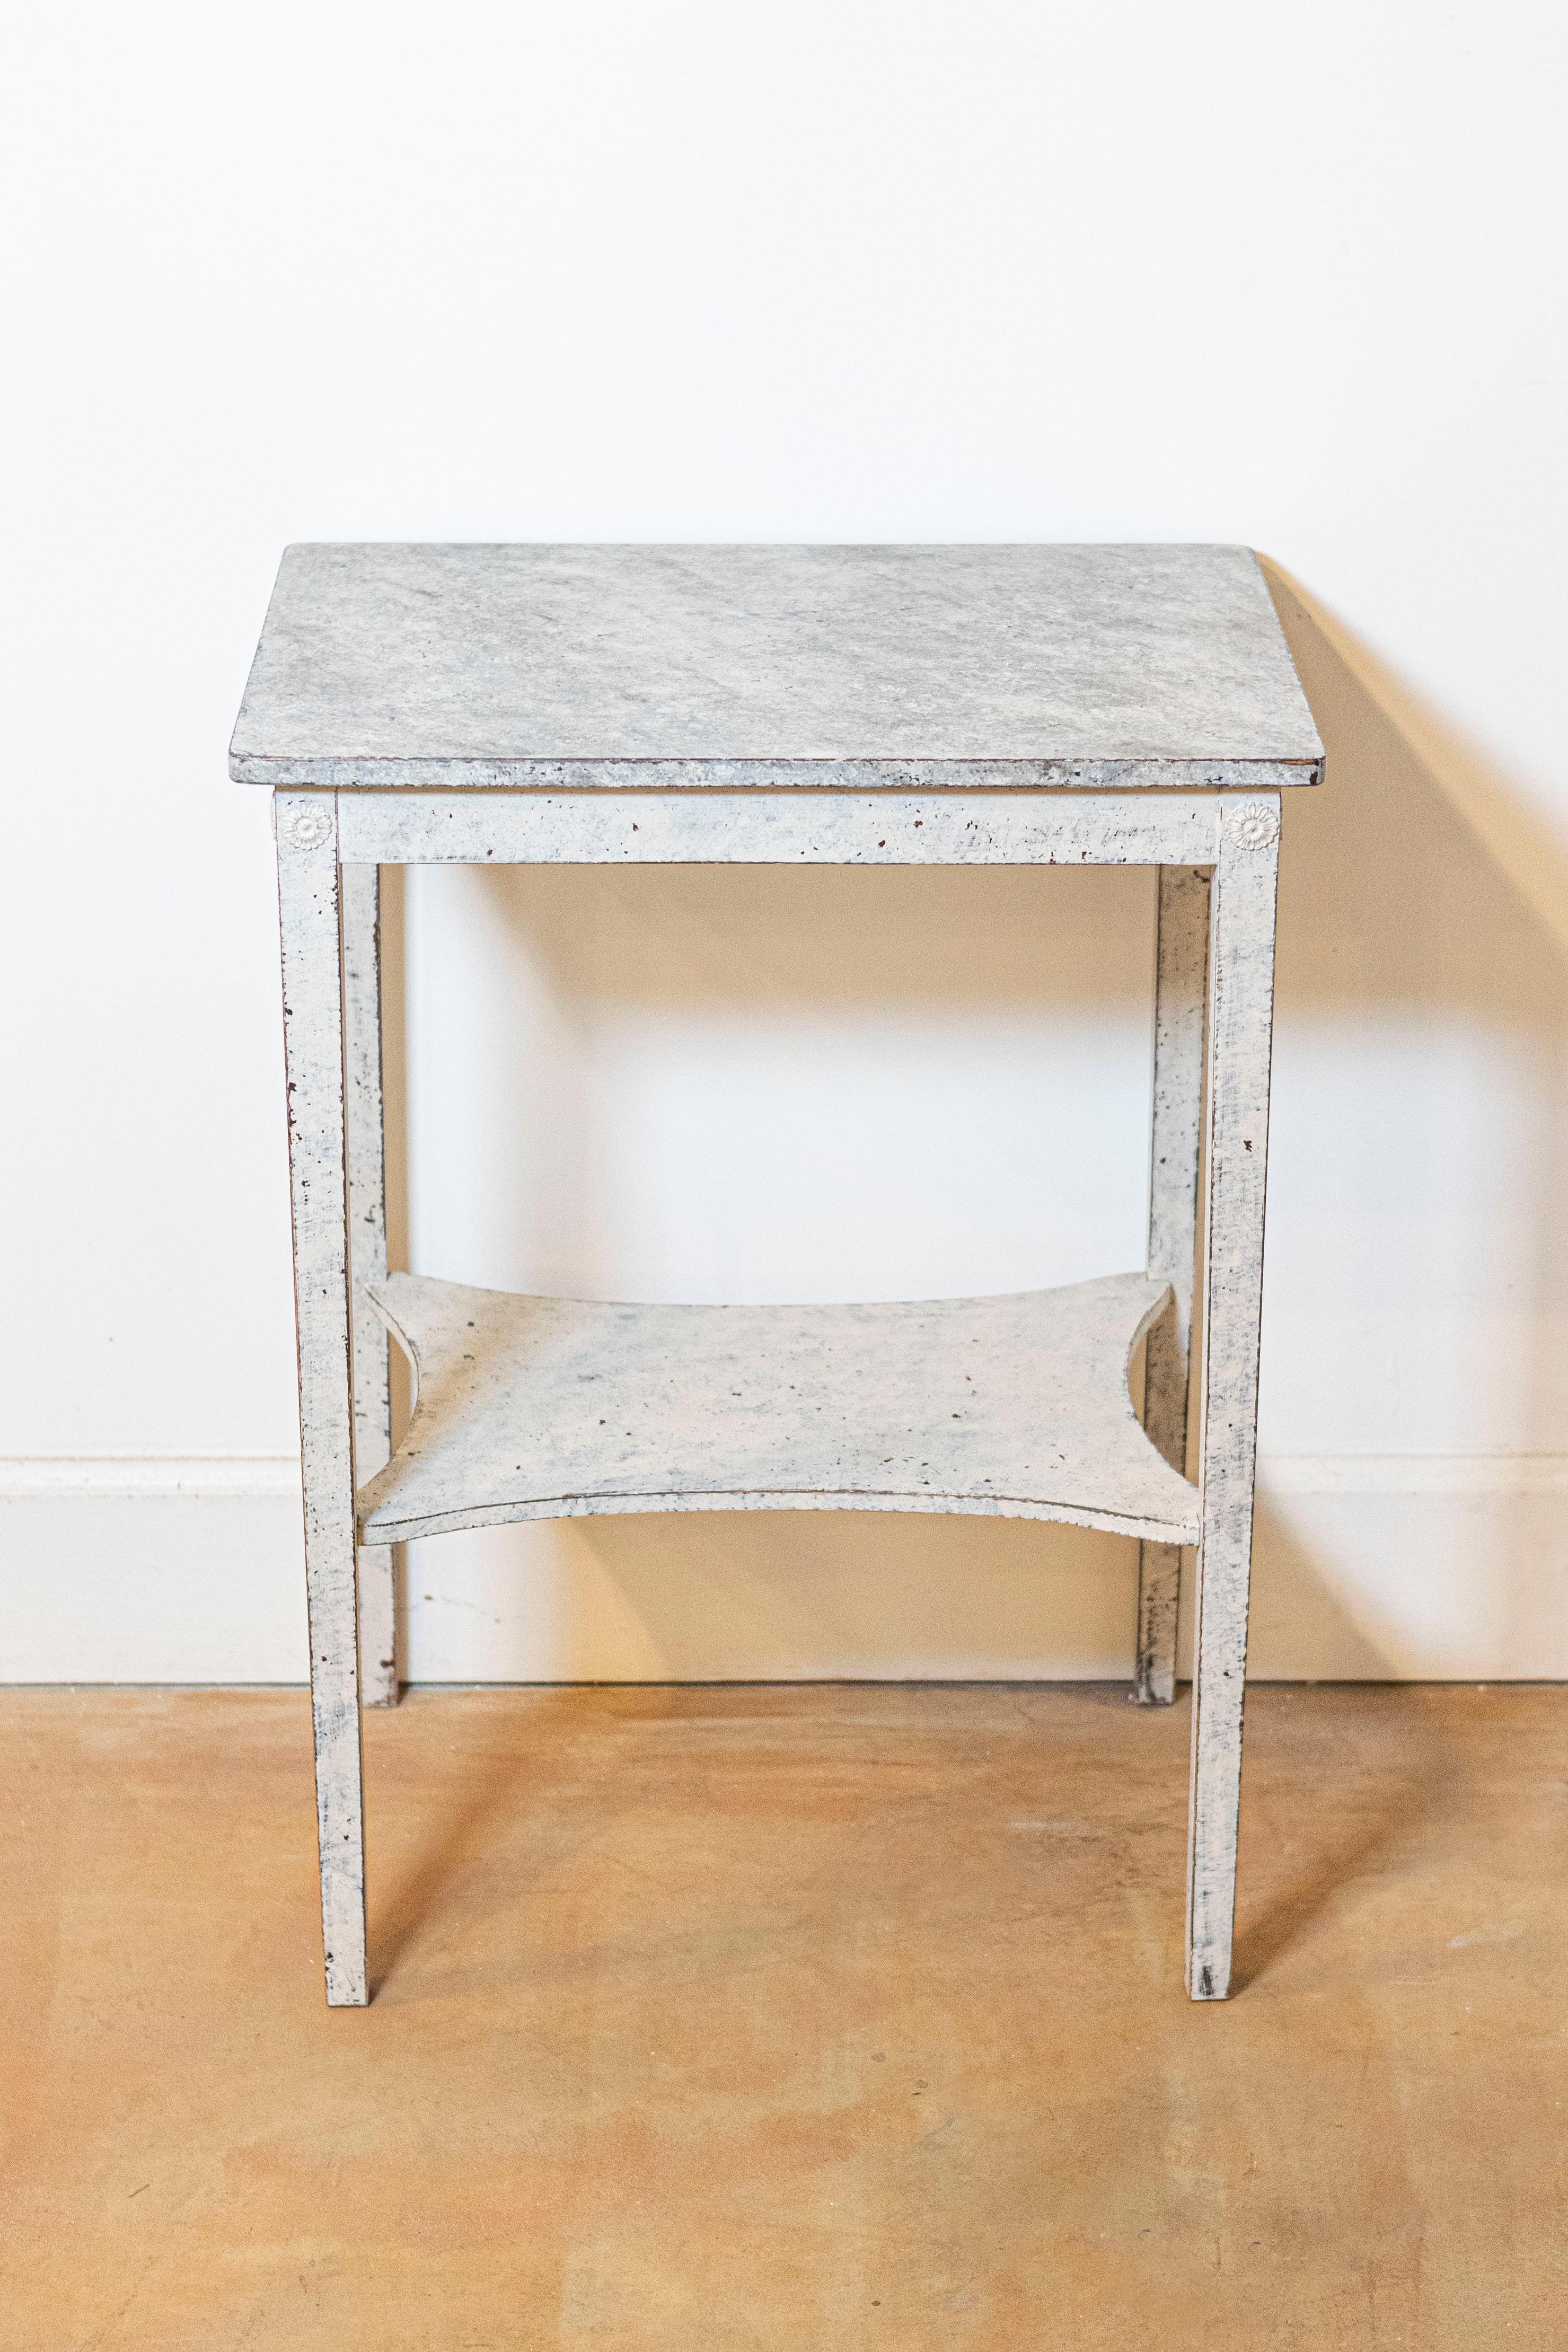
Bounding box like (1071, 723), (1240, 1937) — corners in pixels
(380, 557), (1568, 1692)
(370, 559), (1568, 1987)
(461, 855), (1155, 1014)
(1263, 563), (1568, 964)
(1245, 1491), (1400, 1682)
(1259, 558), (1568, 1486)
(396, 851), (1169, 1679)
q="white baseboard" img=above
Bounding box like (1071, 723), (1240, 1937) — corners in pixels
(3, 1455), (1565, 1685)
(1259, 1454), (1568, 1496)
(1, 1460), (308, 1683)
(3, 1457), (302, 1497)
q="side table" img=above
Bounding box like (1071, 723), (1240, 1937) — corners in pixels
(230, 543), (1323, 2006)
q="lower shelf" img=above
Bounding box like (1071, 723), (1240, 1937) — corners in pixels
(356, 1271), (1200, 1547)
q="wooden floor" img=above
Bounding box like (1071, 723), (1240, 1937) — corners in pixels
(2, 1683), (1564, 2349)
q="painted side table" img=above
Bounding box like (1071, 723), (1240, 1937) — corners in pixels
(230, 544), (1323, 2007)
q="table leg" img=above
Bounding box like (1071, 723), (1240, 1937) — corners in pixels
(1135, 865), (1210, 1705)
(277, 793), (369, 2007)
(1186, 798), (1279, 2000)
(342, 862), (398, 1707)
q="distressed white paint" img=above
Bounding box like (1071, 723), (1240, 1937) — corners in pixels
(341, 862), (398, 1707)
(1186, 801), (1280, 1999)
(275, 796), (367, 2006)
(251, 549), (1298, 2004)
(1134, 866), (1210, 1704)
(358, 1270), (1197, 1545)
(336, 788), (1226, 869)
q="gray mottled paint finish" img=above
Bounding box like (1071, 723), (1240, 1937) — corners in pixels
(357, 1272), (1200, 1548)
(250, 546), (1296, 2010)
(231, 544), (1324, 788)
(1134, 865), (1211, 1706)
(340, 863), (398, 1708)
(334, 787), (1228, 869)
(1186, 804), (1280, 2000)
(275, 797), (367, 2008)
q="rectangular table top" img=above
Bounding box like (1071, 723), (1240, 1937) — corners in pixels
(230, 543), (1323, 789)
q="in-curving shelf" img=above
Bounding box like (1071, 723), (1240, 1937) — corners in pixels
(356, 1270), (1200, 1547)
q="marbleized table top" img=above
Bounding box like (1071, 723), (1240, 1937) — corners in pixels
(230, 542), (1323, 792)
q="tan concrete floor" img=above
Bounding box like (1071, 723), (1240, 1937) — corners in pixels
(2, 1682), (1565, 2349)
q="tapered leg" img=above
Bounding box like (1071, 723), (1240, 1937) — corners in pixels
(1186, 798), (1280, 2000)
(277, 792), (369, 2007)
(1134, 866), (1210, 1705)
(342, 862), (398, 1706)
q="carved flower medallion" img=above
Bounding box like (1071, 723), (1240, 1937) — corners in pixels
(1228, 800), (1280, 852)
(284, 803), (333, 850)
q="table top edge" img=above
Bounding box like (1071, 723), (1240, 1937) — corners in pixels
(232, 754), (1325, 789)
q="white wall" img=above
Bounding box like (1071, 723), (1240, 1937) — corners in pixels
(3, 0), (1566, 1682)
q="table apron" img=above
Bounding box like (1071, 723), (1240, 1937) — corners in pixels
(328, 789), (1237, 868)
